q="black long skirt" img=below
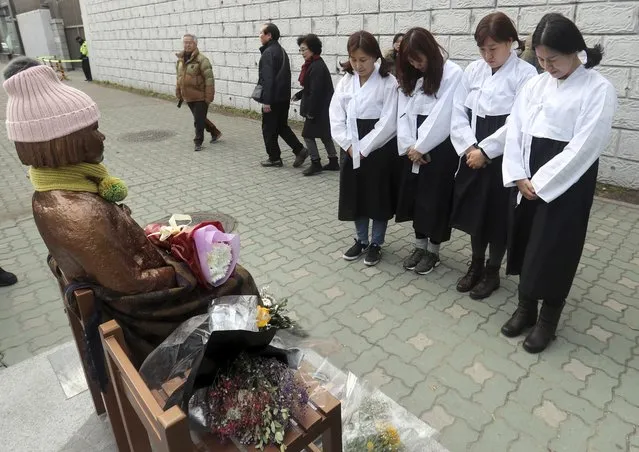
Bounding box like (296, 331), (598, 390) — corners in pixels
(450, 114), (509, 245)
(395, 115), (459, 243)
(338, 119), (399, 221)
(506, 137), (598, 300)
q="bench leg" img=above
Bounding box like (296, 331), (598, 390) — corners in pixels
(322, 405), (342, 452)
(64, 304), (106, 415)
(103, 380), (132, 452)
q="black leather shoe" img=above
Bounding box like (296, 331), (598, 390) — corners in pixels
(293, 148), (309, 168)
(501, 296), (538, 338)
(260, 159), (283, 167)
(523, 300), (565, 353)
(0, 268), (18, 287)
(470, 263), (501, 300)
(456, 257), (484, 293)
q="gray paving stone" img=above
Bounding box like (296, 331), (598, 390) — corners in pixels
(437, 418), (480, 452)
(469, 418), (518, 452)
(548, 414), (592, 452)
(587, 413), (635, 452)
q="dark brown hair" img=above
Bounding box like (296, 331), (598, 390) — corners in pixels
(397, 27), (445, 96)
(15, 123), (105, 168)
(474, 12), (524, 50)
(340, 31), (390, 77)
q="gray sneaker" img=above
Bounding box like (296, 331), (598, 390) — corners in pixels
(414, 251), (440, 275)
(403, 248), (425, 270)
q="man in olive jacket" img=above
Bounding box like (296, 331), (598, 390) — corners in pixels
(176, 34), (221, 151)
(256, 23), (307, 167)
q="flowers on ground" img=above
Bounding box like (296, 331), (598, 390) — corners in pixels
(346, 424), (404, 452)
(207, 354), (309, 451)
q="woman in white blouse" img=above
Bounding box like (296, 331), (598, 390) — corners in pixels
(329, 31), (399, 266)
(395, 27), (462, 275)
(450, 12), (537, 300)
(501, 13), (617, 353)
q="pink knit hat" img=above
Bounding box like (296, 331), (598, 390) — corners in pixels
(3, 65), (100, 143)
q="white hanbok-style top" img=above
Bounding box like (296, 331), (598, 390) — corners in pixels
(450, 51), (537, 159)
(503, 65), (617, 202)
(329, 64), (399, 169)
(397, 60), (463, 173)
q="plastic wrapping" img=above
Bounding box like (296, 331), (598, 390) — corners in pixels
(272, 334), (447, 452)
(139, 295), (301, 413)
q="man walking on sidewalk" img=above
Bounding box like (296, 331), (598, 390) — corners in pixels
(176, 34), (221, 152)
(255, 23), (307, 168)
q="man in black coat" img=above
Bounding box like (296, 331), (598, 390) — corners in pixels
(255, 23), (307, 168)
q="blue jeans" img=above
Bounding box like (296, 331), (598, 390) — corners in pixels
(355, 218), (388, 246)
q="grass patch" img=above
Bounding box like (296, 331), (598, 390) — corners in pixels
(595, 183), (639, 205)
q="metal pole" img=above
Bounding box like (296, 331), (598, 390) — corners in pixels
(6, 0), (24, 55)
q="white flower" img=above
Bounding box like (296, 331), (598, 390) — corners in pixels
(207, 243), (233, 284)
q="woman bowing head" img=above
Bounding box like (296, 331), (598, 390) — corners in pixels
(450, 12), (537, 300)
(329, 31), (399, 267)
(395, 27), (463, 276)
(501, 13), (617, 353)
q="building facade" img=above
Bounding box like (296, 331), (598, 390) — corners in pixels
(79, 0), (639, 188)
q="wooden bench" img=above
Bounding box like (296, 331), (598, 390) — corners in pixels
(51, 263), (130, 452)
(99, 319), (343, 452)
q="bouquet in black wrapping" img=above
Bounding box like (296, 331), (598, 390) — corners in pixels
(139, 293), (307, 450)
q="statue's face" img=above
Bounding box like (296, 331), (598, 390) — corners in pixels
(84, 125), (105, 163)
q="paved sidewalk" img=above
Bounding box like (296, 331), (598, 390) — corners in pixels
(1, 73), (638, 452)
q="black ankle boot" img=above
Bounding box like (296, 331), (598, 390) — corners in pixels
(456, 257), (484, 293)
(0, 267), (18, 287)
(323, 157), (339, 171)
(501, 296), (538, 338)
(470, 262), (500, 300)
(303, 160), (323, 176)
(523, 300), (565, 353)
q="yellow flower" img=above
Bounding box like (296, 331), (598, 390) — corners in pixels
(367, 441), (374, 451)
(256, 306), (271, 328)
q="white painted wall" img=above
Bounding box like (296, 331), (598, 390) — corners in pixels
(80, 0), (639, 188)
(16, 9), (57, 58)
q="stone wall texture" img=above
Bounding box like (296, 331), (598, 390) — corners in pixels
(79, 0), (639, 188)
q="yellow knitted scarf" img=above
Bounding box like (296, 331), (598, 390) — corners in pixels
(29, 163), (128, 203)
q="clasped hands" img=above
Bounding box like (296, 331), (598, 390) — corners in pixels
(407, 146), (429, 165)
(465, 145), (488, 169)
(516, 179), (538, 201)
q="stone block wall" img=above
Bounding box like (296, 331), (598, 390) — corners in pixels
(79, 0), (639, 188)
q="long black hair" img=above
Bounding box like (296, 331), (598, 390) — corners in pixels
(532, 13), (603, 69)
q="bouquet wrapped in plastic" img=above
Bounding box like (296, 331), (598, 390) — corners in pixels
(140, 293), (306, 450)
(269, 336), (447, 452)
(144, 214), (239, 288)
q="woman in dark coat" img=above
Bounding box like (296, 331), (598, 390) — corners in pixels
(293, 34), (338, 176)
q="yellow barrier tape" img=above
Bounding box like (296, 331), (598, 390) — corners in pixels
(37, 57), (83, 63)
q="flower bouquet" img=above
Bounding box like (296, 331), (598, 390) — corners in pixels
(202, 353), (309, 450)
(140, 293), (305, 451)
(144, 214), (239, 288)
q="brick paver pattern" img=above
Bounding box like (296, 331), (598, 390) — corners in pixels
(1, 75), (638, 452)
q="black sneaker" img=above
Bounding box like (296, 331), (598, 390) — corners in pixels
(403, 248), (425, 270)
(323, 157), (340, 171)
(0, 268), (18, 287)
(194, 144), (203, 152)
(261, 159), (283, 167)
(343, 240), (368, 261)
(293, 148), (309, 168)
(210, 133), (222, 143)
(364, 244), (382, 266)
(414, 251), (440, 275)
